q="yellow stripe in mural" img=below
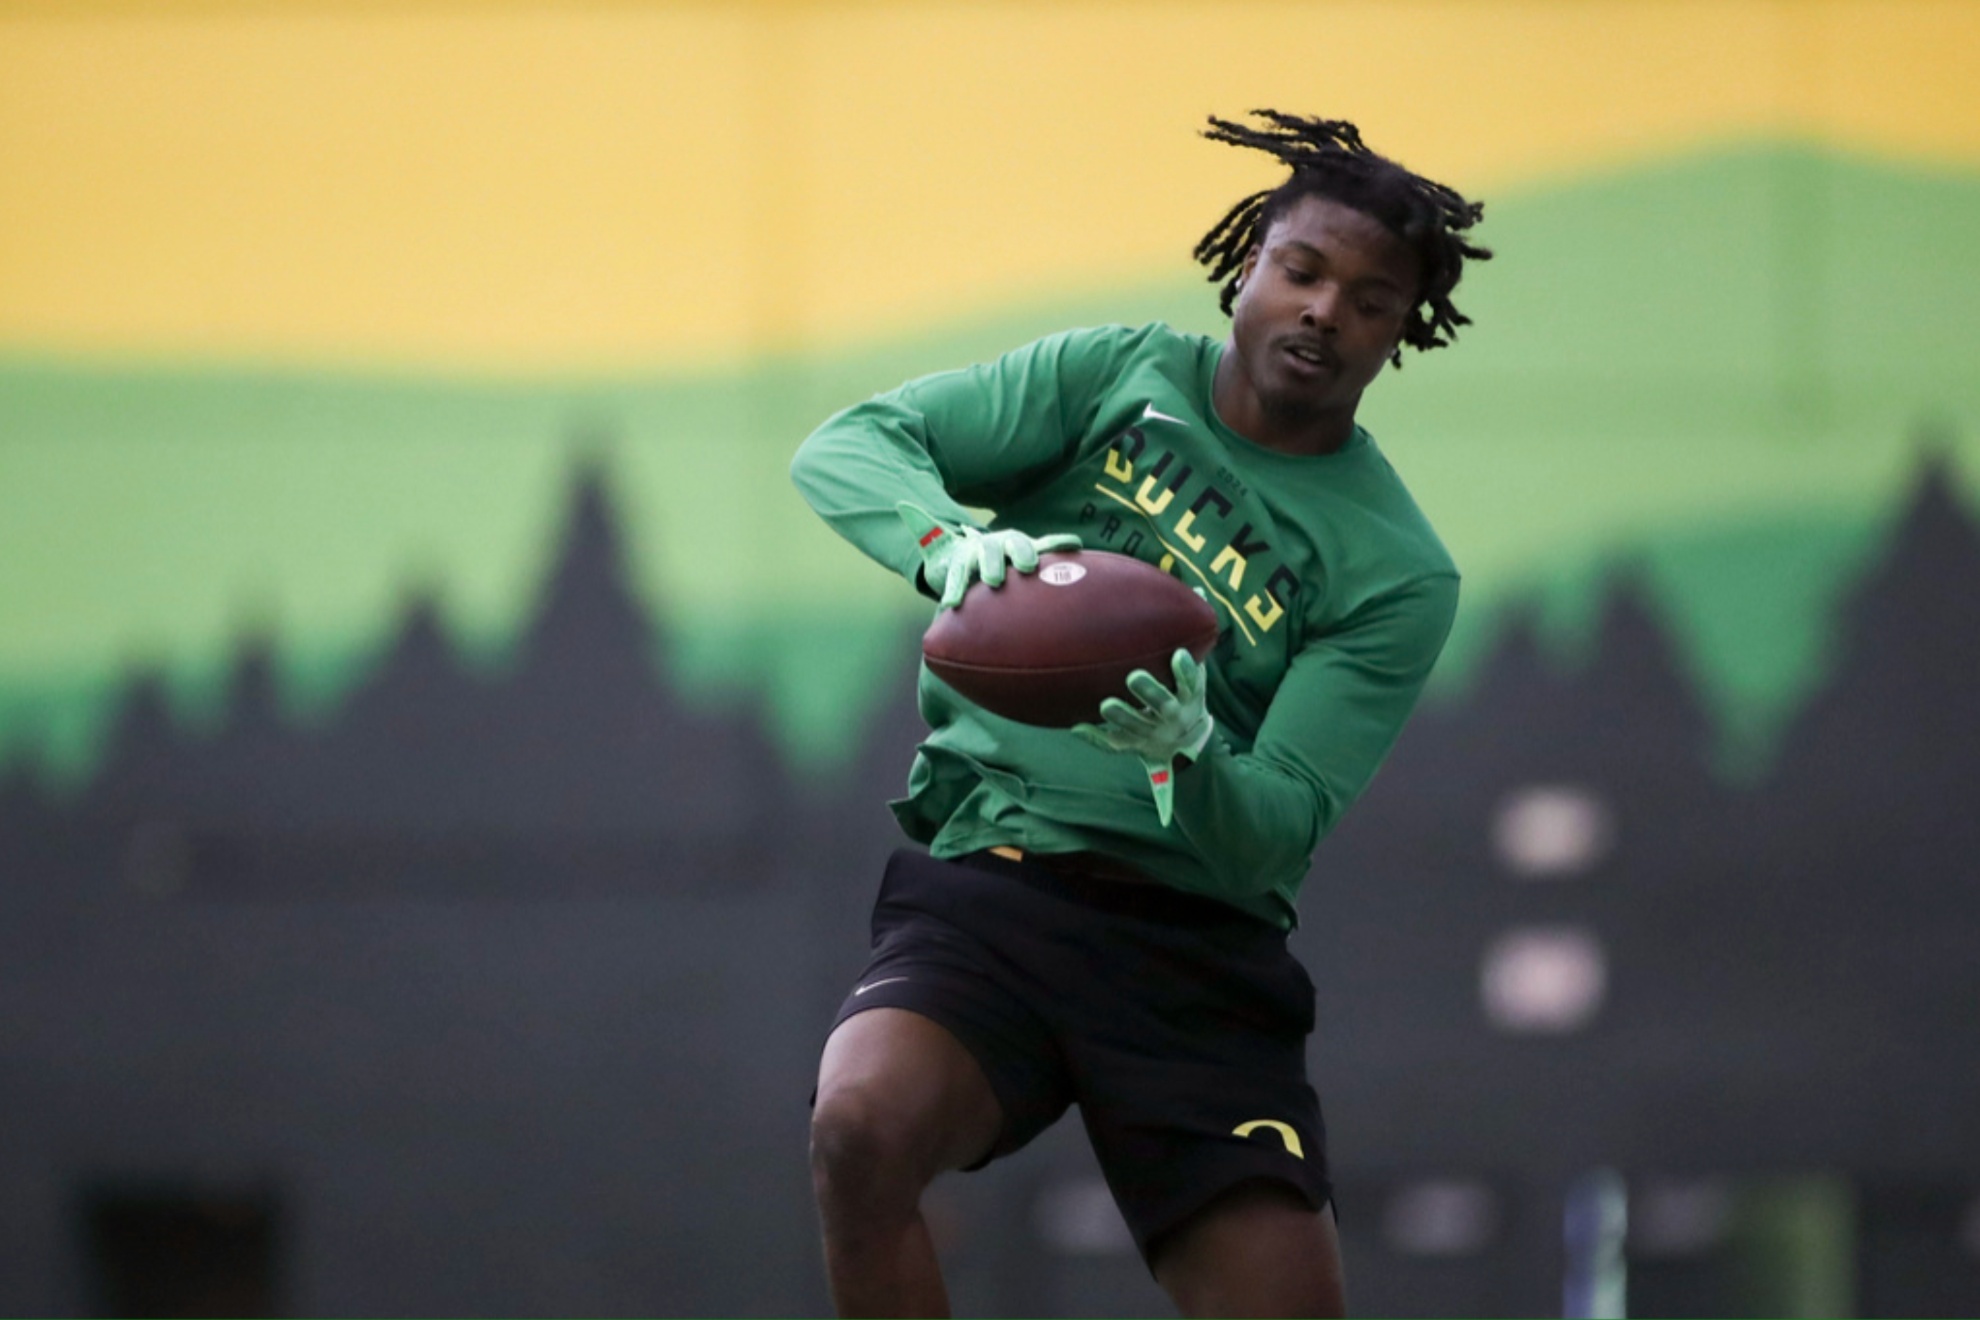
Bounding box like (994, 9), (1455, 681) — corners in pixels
(2, 0), (1977, 370)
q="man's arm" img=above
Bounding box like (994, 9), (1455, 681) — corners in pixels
(1167, 573), (1460, 896)
(789, 327), (1134, 587)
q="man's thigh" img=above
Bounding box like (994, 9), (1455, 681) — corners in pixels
(1152, 1181), (1345, 1319)
(1058, 882), (1332, 1266)
(821, 850), (1078, 1167)
(813, 1007), (1006, 1178)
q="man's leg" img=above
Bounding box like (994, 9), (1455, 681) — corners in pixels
(1151, 1181), (1346, 1319)
(810, 1007), (1005, 1318)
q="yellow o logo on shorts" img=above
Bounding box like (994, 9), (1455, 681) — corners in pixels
(1232, 1119), (1305, 1160)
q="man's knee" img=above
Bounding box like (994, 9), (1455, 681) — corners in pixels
(813, 1007), (1005, 1199)
(810, 1084), (936, 1218)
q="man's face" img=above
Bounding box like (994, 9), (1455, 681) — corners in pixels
(1227, 194), (1422, 432)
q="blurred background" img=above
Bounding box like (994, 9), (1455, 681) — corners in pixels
(2, 0), (1978, 1315)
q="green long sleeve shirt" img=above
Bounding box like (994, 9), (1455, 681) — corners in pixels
(791, 322), (1458, 928)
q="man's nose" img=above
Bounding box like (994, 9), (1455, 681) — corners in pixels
(1300, 282), (1342, 331)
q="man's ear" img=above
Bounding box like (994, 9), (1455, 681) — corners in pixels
(1236, 245), (1261, 290)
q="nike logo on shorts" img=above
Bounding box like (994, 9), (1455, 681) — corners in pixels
(854, 977), (910, 996)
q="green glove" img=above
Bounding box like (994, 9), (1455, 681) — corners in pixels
(897, 502), (1083, 610)
(1071, 649), (1215, 827)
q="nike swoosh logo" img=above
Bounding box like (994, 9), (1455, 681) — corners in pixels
(854, 977), (910, 996)
(1141, 402), (1188, 427)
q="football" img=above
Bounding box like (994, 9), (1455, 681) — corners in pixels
(921, 550), (1220, 727)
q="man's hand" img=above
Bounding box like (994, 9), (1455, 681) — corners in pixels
(897, 502), (1083, 610)
(1072, 649), (1214, 827)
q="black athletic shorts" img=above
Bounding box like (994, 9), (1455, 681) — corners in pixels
(829, 847), (1331, 1262)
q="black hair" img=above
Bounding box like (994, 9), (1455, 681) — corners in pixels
(1193, 111), (1491, 365)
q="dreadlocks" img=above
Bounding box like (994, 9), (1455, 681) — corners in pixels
(1194, 111), (1490, 365)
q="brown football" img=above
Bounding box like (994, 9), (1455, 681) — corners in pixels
(921, 550), (1220, 727)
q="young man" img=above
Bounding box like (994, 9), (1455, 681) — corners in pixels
(792, 112), (1489, 1318)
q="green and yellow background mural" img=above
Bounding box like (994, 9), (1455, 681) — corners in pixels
(5, 0), (1976, 781)
(6, 5), (1980, 1316)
